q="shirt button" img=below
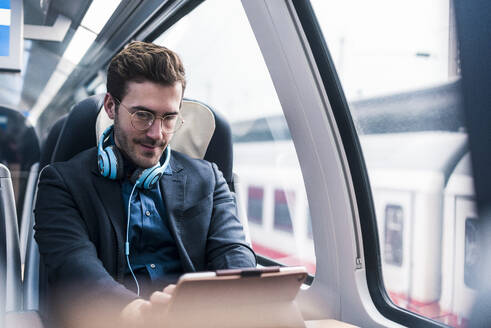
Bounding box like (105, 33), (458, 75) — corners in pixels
(145, 210), (151, 217)
(150, 264), (156, 269)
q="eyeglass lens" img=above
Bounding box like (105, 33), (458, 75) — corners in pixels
(131, 111), (183, 133)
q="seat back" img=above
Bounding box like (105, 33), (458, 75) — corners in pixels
(39, 114), (69, 170)
(20, 113), (68, 265)
(22, 114), (68, 311)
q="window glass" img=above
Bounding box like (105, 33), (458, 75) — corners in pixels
(154, 0), (315, 274)
(312, 0), (472, 325)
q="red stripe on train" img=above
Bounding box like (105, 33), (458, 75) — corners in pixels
(252, 242), (316, 275)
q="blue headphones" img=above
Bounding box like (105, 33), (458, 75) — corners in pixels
(97, 125), (171, 189)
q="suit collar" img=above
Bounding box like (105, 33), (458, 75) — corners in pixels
(90, 166), (126, 279)
(168, 152), (183, 173)
(159, 156), (195, 271)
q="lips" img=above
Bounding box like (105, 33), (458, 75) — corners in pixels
(139, 143), (158, 151)
(134, 137), (165, 155)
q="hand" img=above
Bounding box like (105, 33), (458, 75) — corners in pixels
(150, 284), (176, 305)
(119, 284), (176, 327)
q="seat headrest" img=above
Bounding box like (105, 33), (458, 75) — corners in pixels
(96, 99), (216, 160)
(40, 114), (67, 169)
(52, 95), (234, 186)
(51, 95), (104, 164)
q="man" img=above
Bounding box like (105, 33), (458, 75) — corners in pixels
(34, 41), (256, 327)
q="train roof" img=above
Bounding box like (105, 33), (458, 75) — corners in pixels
(360, 131), (467, 172)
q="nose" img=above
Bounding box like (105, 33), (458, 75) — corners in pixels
(145, 119), (164, 141)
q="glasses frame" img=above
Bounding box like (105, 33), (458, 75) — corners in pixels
(113, 96), (184, 134)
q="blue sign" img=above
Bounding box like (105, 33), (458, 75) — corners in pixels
(0, 0), (10, 57)
(0, 0), (10, 9)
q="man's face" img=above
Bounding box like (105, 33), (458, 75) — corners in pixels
(104, 80), (182, 168)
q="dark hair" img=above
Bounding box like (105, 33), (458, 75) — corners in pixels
(106, 41), (186, 101)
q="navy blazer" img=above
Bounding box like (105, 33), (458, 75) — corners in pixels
(34, 147), (256, 313)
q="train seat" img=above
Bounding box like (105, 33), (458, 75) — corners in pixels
(23, 93), (249, 321)
(0, 164), (22, 315)
(39, 114), (70, 170)
(19, 115), (69, 267)
(21, 114), (70, 315)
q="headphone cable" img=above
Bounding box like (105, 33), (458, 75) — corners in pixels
(125, 183), (140, 296)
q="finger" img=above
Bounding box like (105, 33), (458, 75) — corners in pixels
(138, 300), (153, 315)
(150, 291), (172, 306)
(163, 284), (176, 295)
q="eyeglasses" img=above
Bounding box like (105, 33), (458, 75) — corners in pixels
(113, 97), (184, 134)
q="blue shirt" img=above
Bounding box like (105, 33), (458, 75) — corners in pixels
(121, 159), (183, 297)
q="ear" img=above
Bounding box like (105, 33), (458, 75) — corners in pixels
(104, 93), (116, 120)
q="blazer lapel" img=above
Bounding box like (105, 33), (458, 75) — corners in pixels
(91, 166), (126, 278)
(160, 156), (195, 271)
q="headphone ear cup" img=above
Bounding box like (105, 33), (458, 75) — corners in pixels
(104, 145), (124, 180)
(131, 166), (164, 189)
(111, 146), (125, 180)
(98, 150), (110, 177)
(98, 125), (113, 178)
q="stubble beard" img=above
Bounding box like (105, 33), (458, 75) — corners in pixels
(113, 114), (164, 168)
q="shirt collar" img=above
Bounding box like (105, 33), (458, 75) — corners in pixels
(163, 158), (173, 175)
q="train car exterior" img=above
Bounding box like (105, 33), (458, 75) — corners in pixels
(234, 131), (471, 326)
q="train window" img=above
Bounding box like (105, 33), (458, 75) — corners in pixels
(384, 205), (404, 267)
(273, 189), (294, 233)
(464, 218), (479, 290)
(247, 186), (264, 224)
(312, 0), (469, 325)
(153, 0), (316, 274)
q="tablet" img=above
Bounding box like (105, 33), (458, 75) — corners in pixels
(165, 266), (308, 328)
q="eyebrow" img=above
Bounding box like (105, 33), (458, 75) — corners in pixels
(130, 105), (179, 116)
